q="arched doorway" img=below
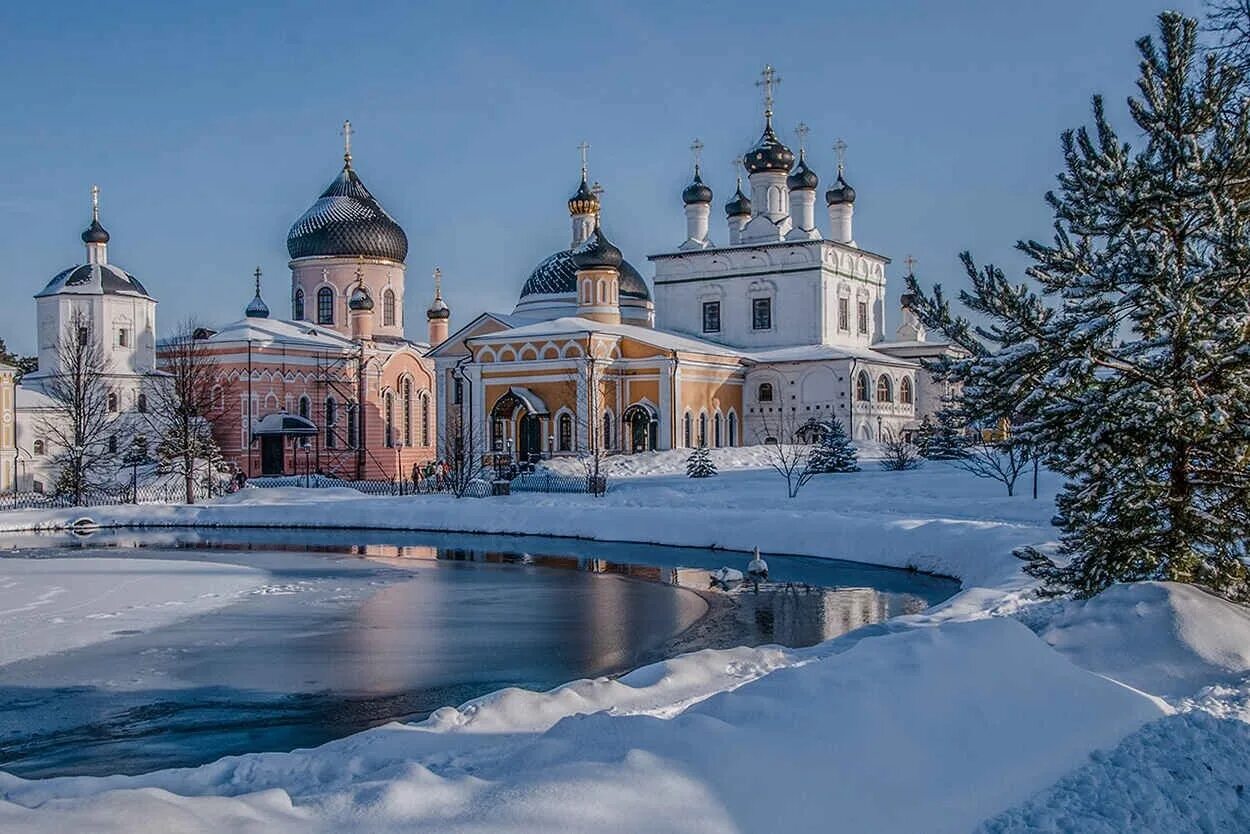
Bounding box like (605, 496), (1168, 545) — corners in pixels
(622, 403), (658, 453)
(491, 387), (549, 461)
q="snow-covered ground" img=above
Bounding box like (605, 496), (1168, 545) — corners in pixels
(0, 450), (1248, 832)
(0, 558), (264, 666)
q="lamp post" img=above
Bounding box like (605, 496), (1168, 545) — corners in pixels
(548, 434), (555, 459)
(877, 415), (883, 442)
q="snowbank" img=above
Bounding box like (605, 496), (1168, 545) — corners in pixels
(0, 619), (1166, 834)
(1034, 582), (1250, 699)
(0, 558), (265, 666)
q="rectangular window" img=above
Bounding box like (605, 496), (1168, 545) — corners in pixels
(838, 297), (850, 331)
(453, 378), (463, 405)
(702, 301), (721, 333)
(117, 328), (128, 348)
(752, 298), (772, 331)
(857, 300), (869, 335)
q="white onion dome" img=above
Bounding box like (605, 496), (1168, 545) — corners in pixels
(348, 285), (374, 311)
(682, 167), (713, 205)
(287, 161), (408, 263)
(826, 173), (856, 206)
(571, 221), (623, 270)
(743, 120), (795, 174)
(725, 183), (752, 217)
(787, 150), (819, 191)
(426, 293), (450, 320)
(567, 176), (600, 216)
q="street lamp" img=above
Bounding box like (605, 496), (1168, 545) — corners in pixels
(548, 434), (555, 459)
(877, 415), (883, 441)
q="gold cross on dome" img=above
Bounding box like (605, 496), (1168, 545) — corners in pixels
(904, 255), (917, 275)
(433, 267), (442, 294)
(690, 138), (704, 171)
(90, 184), (100, 221)
(794, 123), (810, 155)
(253, 266), (262, 295)
(578, 141), (590, 179)
(756, 65), (781, 118)
(833, 138), (848, 175)
(341, 120), (354, 164)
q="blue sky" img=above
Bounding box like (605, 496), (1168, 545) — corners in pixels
(0, 0), (1204, 352)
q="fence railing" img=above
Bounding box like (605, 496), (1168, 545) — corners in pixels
(511, 471), (608, 495)
(0, 481), (223, 513)
(246, 474), (493, 498)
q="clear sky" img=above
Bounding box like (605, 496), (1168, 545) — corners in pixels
(0, 0), (1204, 353)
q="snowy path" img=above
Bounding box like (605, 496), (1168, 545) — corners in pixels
(0, 559), (265, 666)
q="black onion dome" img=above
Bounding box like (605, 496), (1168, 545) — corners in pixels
(571, 222), (623, 270)
(568, 176), (600, 216)
(743, 122), (795, 174)
(826, 173), (856, 205)
(787, 152), (819, 191)
(348, 285), (374, 311)
(287, 164), (408, 262)
(426, 295), (450, 320)
(682, 168), (713, 205)
(81, 219), (110, 244)
(520, 250), (650, 300)
(245, 292), (270, 318)
(37, 263), (150, 298)
(725, 183), (751, 217)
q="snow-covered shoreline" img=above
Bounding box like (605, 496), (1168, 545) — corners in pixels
(2, 459), (1248, 832)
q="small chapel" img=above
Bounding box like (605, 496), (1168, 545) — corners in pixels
(432, 66), (960, 462)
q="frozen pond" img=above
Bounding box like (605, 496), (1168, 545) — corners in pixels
(0, 529), (956, 778)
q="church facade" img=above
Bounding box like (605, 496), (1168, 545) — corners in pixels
(433, 69), (958, 462)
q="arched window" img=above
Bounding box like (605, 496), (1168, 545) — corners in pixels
(346, 401), (358, 448)
(758, 382), (774, 403)
(899, 377), (914, 405)
(714, 413), (723, 448)
(383, 289), (396, 327)
(876, 375), (893, 403)
(294, 289), (305, 320)
(698, 413), (707, 447)
(136, 393), (147, 414)
(602, 412), (612, 451)
(107, 392), (118, 413)
(856, 372), (871, 402)
(298, 395), (310, 419)
(33, 439), (45, 456)
(421, 393), (430, 446)
(728, 412), (738, 447)
(402, 378), (413, 446)
(558, 413), (573, 452)
(384, 393), (394, 448)
(317, 287), (334, 325)
(325, 397), (337, 448)
(683, 412), (692, 447)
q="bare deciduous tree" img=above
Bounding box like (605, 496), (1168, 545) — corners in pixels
(143, 320), (225, 504)
(439, 389), (490, 498)
(573, 353), (612, 496)
(879, 435), (923, 471)
(755, 410), (818, 498)
(1207, 1), (1250, 75)
(955, 431), (1035, 497)
(39, 310), (114, 504)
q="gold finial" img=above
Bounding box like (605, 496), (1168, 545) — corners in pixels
(591, 181), (604, 217)
(690, 138), (704, 175)
(355, 255), (365, 284)
(904, 255), (917, 275)
(341, 119), (354, 166)
(833, 138), (848, 176)
(91, 184), (100, 222)
(433, 266), (442, 299)
(253, 266), (262, 295)
(756, 65), (781, 123)
(578, 140), (590, 180)
(794, 123), (810, 157)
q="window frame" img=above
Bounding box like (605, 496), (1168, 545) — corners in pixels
(317, 287), (335, 325)
(751, 297), (773, 331)
(701, 300), (721, 334)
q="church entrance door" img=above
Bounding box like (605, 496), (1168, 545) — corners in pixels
(623, 404), (656, 454)
(518, 414), (542, 461)
(260, 436), (285, 475)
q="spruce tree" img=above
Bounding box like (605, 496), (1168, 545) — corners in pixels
(808, 419), (860, 473)
(904, 13), (1250, 601)
(686, 445), (717, 478)
(923, 410), (968, 460)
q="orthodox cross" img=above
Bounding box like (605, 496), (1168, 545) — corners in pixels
(253, 266), (263, 296)
(591, 180), (604, 209)
(690, 138), (704, 174)
(90, 184), (100, 221)
(833, 138), (848, 176)
(433, 267), (443, 297)
(756, 65), (781, 120)
(341, 120), (354, 165)
(731, 156), (744, 188)
(355, 255), (365, 286)
(794, 123), (810, 156)
(578, 141), (590, 180)
(904, 254), (917, 275)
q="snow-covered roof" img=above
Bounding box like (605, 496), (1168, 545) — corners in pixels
(36, 263), (151, 299)
(14, 382), (56, 409)
(472, 316), (746, 358)
(746, 343), (920, 367)
(200, 317), (358, 350)
(427, 312), (528, 359)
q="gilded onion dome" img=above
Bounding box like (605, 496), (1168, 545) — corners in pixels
(568, 176), (600, 216)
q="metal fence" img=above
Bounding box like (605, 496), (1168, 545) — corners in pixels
(510, 471), (608, 495)
(0, 481), (221, 512)
(246, 474), (493, 498)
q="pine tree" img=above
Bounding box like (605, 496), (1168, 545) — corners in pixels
(808, 419), (860, 473)
(686, 445), (717, 478)
(904, 13), (1250, 601)
(923, 410), (968, 460)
